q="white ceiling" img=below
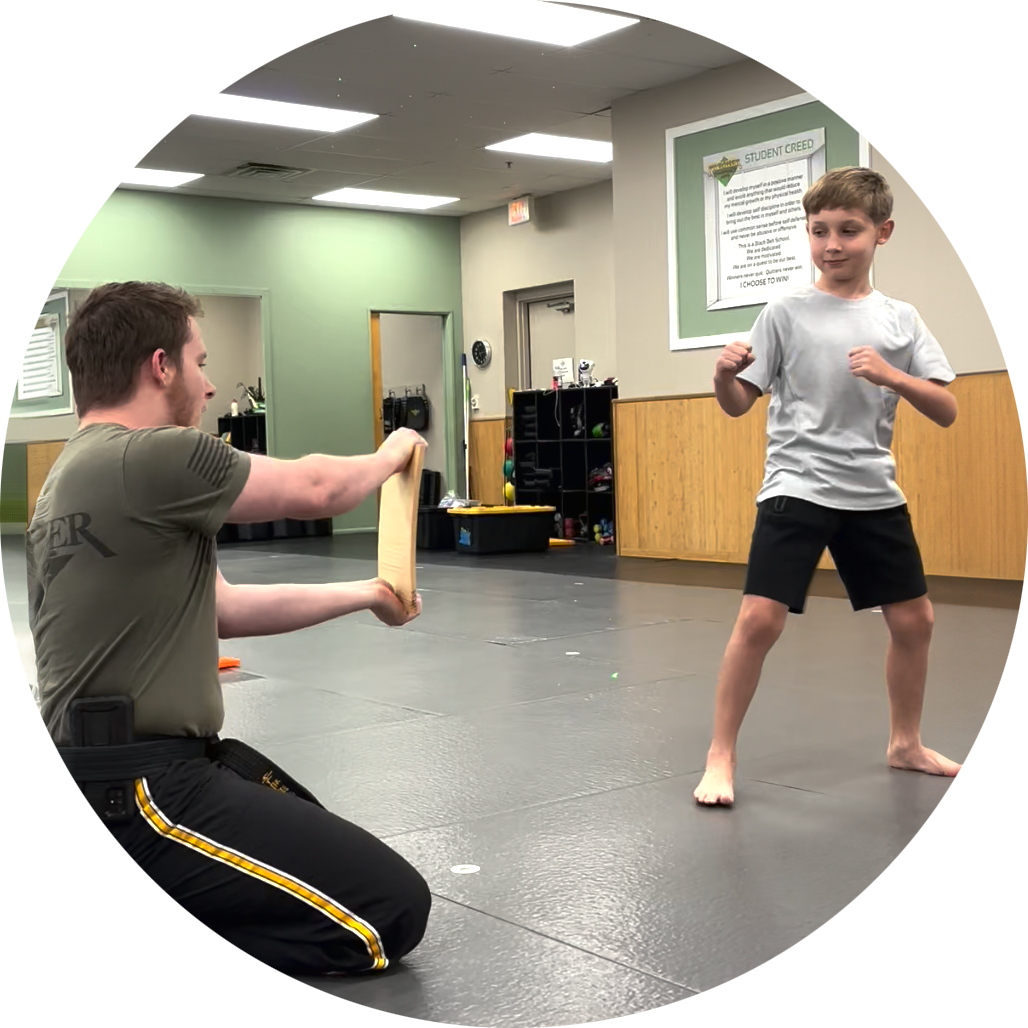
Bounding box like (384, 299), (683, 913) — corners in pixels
(135, 10), (744, 216)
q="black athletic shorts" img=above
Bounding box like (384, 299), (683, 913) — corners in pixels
(743, 495), (928, 614)
(38, 756), (431, 970)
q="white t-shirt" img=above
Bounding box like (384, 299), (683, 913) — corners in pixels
(736, 285), (955, 510)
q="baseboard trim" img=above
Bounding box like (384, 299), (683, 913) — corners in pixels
(611, 556), (1022, 610)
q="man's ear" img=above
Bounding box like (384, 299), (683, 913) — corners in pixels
(148, 349), (170, 386)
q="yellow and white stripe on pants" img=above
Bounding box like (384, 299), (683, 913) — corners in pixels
(133, 777), (387, 970)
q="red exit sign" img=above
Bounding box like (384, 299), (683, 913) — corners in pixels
(508, 196), (532, 225)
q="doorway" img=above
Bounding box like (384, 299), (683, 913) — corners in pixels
(370, 310), (461, 498)
(527, 295), (575, 390)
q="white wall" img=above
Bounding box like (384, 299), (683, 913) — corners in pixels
(380, 312), (448, 493)
(198, 294), (264, 436)
(608, 0), (1028, 398)
(460, 180), (615, 417)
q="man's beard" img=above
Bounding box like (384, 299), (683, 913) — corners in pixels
(168, 375), (198, 429)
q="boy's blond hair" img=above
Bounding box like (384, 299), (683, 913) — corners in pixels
(803, 167), (893, 225)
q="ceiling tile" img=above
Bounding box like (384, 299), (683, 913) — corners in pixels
(224, 67), (407, 116)
(292, 132), (458, 163)
(280, 149), (430, 177)
(530, 113), (612, 142)
(576, 23), (742, 67)
(451, 70), (630, 113)
(314, 16), (568, 68)
(505, 48), (707, 92)
(194, 168), (376, 198)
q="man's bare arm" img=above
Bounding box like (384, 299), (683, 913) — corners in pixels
(226, 428), (425, 524)
(215, 570), (419, 639)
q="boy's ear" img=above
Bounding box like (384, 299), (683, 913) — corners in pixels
(876, 219), (895, 245)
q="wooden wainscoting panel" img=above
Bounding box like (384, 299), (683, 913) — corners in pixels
(616, 394), (768, 562)
(614, 372), (1026, 580)
(27, 441), (65, 525)
(469, 416), (508, 506)
(894, 372), (1026, 580)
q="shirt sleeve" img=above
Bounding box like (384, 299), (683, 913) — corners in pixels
(907, 308), (955, 385)
(122, 427), (252, 535)
(735, 300), (783, 395)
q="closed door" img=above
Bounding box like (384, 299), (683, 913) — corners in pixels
(528, 298), (575, 390)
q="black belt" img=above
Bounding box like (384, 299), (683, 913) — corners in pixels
(57, 737), (211, 782)
(57, 696), (324, 823)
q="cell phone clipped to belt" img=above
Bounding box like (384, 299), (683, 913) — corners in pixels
(69, 694), (135, 822)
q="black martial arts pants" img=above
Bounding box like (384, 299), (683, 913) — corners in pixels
(36, 756), (429, 970)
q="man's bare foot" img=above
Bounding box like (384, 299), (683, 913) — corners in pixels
(888, 744), (961, 777)
(695, 751), (736, 806)
(77, 888), (164, 966)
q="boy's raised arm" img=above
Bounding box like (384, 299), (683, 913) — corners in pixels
(714, 341), (762, 418)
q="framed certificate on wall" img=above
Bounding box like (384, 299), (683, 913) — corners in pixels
(666, 94), (866, 352)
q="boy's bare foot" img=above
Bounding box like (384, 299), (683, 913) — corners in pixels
(887, 744), (961, 777)
(695, 751), (736, 806)
(75, 888), (162, 966)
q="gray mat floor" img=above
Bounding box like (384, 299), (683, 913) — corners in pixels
(2, 535), (1014, 1026)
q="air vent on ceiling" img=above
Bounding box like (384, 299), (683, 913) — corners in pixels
(224, 162), (312, 182)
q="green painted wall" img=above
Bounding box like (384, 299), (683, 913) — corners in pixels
(57, 189), (464, 531)
(1, 444), (27, 523)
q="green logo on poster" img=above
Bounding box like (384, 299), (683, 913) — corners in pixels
(707, 155), (741, 187)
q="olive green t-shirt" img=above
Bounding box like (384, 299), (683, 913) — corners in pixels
(28, 424), (251, 744)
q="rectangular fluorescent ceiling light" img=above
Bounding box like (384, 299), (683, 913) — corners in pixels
(313, 187), (459, 209)
(394, 2), (638, 46)
(486, 133), (612, 163)
(29, 160), (202, 189)
(193, 94), (378, 133)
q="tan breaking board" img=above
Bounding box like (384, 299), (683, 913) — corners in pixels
(377, 444), (426, 613)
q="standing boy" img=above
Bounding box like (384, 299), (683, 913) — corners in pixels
(694, 167), (960, 807)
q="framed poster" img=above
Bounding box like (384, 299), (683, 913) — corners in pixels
(667, 94), (867, 351)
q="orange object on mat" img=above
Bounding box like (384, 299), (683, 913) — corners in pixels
(218, 657), (240, 670)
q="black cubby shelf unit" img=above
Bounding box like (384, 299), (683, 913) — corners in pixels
(511, 384), (617, 542)
(214, 411), (333, 544)
(217, 413), (267, 456)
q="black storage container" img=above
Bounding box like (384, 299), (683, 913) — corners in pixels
(416, 506), (456, 550)
(420, 469), (442, 508)
(450, 506), (556, 555)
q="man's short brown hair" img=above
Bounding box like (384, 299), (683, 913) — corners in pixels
(65, 282), (201, 416)
(802, 167), (894, 225)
